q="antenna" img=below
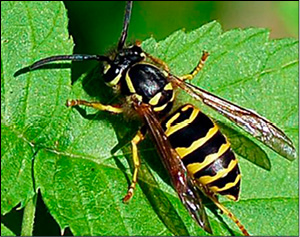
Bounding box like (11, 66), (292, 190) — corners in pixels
(29, 54), (110, 70)
(117, 1), (133, 50)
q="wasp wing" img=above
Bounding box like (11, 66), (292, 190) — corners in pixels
(135, 103), (212, 233)
(169, 76), (296, 161)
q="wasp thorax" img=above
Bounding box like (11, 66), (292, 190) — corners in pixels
(103, 45), (146, 87)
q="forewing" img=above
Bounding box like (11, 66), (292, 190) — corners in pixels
(135, 103), (212, 233)
(169, 76), (297, 161)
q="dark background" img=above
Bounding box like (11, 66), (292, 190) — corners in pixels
(63, 1), (298, 77)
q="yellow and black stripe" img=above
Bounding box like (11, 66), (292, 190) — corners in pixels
(162, 104), (241, 201)
(126, 63), (175, 116)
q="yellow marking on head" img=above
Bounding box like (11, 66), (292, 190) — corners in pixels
(149, 92), (162, 106)
(125, 71), (136, 93)
(107, 72), (122, 86)
(176, 125), (219, 157)
(164, 82), (173, 91)
(198, 158), (238, 185)
(185, 142), (231, 174)
(210, 174), (241, 193)
(103, 64), (111, 74)
(165, 107), (199, 136)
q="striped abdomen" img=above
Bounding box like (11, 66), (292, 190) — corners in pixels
(161, 104), (241, 201)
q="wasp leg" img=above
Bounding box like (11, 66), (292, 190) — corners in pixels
(212, 198), (249, 236)
(66, 99), (123, 114)
(208, 193), (249, 236)
(145, 53), (170, 72)
(196, 183), (249, 235)
(123, 129), (145, 203)
(180, 51), (209, 80)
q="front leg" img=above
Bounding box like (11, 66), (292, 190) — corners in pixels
(66, 99), (123, 114)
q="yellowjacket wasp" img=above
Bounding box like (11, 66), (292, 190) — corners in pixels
(27, 1), (297, 236)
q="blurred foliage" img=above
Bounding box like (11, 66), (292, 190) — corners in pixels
(275, 1), (298, 36)
(63, 1), (298, 78)
(64, 1), (298, 52)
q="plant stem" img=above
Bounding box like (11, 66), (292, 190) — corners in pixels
(21, 195), (37, 236)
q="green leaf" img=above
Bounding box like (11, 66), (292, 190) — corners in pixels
(1, 223), (15, 236)
(1, 0), (72, 231)
(2, 1), (298, 236)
